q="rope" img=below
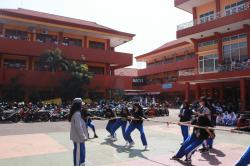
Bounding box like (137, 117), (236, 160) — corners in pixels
(89, 116), (250, 135)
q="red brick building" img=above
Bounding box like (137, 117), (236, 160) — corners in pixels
(0, 8), (135, 99)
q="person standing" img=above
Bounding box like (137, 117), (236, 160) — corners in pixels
(110, 107), (131, 141)
(69, 98), (88, 166)
(125, 103), (149, 151)
(179, 100), (192, 143)
(105, 105), (117, 137)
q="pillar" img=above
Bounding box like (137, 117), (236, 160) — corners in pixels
(243, 24), (250, 58)
(185, 82), (190, 102)
(191, 38), (199, 72)
(195, 84), (200, 100)
(28, 57), (33, 71)
(58, 32), (64, 44)
(106, 39), (110, 50)
(192, 7), (197, 25)
(215, 32), (223, 63)
(215, 0), (221, 15)
(240, 78), (246, 112)
(84, 36), (88, 48)
(0, 24), (3, 37)
(106, 64), (110, 76)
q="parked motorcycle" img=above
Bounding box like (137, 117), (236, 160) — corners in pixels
(0, 107), (21, 123)
(21, 108), (50, 122)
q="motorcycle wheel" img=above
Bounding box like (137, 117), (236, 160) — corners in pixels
(41, 114), (50, 122)
(12, 115), (21, 123)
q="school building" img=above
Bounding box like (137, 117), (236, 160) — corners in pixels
(134, 0), (250, 111)
(0, 8), (135, 99)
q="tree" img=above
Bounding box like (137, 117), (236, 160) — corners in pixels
(38, 48), (69, 72)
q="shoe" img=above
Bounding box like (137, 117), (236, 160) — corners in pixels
(129, 142), (135, 147)
(80, 163), (85, 166)
(184, 158), (192, 164)
(170, 156), (180, 160)
(94, 134), (98, 138)
(199, 148), (209, 153)
(144, 145), (150, 151)
(107, 134), (112, 138)
(111, 136), (118, 141)
(209, 145), (213, 149)
(125, 141), (129, 147)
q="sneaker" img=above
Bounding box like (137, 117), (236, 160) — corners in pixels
(94, 134), (98, 138)
(125, 141), (129, 147)
(80, 163), (85, 166)
(199, 148), (209, 153)
(129, 142), (135, 147)
(111, 136), (118, 141)
(107, 134), (112, 138)
(170, 156), (181, 160)
(144, 145), (150, 151)
(209, 145), (213, 149)
(184, 158), (192, 164)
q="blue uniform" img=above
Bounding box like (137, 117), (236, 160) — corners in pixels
(235, 146), (250, 166)
(105, 108), (117, 134)
(179, 106), (192, 142)
(73, 142), (85, 166)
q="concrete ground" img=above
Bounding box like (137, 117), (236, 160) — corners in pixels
(0, 109), (249, 166)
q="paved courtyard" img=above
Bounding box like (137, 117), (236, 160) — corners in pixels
(0, 109), (249, 166)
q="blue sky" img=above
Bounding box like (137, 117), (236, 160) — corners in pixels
(0, 0), (192, 68)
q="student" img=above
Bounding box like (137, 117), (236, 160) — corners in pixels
(110, 107), (131, 141)
(82, 108), (98, 138)
(171, 115), (215, 164)
(125, 103), (149, 151)
(235, 146), (250, 166)
(179, 100), (192, 143)
(105, 105), (117, 137)
(69, 98), (88, 166)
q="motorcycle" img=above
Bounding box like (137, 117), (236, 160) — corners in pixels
(21, 108), (50, 122)
(50, 109), (70, 122)
(0, 107), (21, 123)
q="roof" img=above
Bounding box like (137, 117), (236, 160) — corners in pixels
(135, 40), (190, 60)
(114, 68), (138, 77)
(0, 8), (135, 38)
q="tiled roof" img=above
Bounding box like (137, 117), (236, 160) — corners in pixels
(0, 8), (135, 37)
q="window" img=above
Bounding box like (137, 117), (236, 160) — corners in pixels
(223, 42), (248, 64)
(34, 61), (50, 71)
(185, 53), (195, 59)
(176, 55), (185, 62)
(225, 0), (246, 16)
(198, 40), (217, 47)
(5, 29), (28, 40)
(199, 54), (218, 73)
(62, 37), (82, 47)
(36, 34), (58, 44)
(88, 66), (104, 75)
(4, 59), (26, 69)
(89, 41), (105, 50)
(200, 11), (214, 24)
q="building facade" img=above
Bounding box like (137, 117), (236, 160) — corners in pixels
(134, 0), (250, 111)
(0, 8), (134, 99)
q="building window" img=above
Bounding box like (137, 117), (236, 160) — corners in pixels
(222, 33), (247, 42)
(199, 54), (218, 73)
(200, 11), (214, 24)
(5, 29), (28, 40)
(34, 61), (50, 71)
(198, 40), (217, 47)
(88, 66), (104, 75)
(3, 59), (26, 69)
(225, 0), (245, 16)
(89, 41), (105, 50)
(36, 34), (58, 44)
(176, 55), (185, 62)
(223, 42), (248, 64)
(62, 37), (82, 47)
(185, 53), (195, 59)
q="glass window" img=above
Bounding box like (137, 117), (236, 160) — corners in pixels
(4, 59), (26, 69)
(89, 41), (105, 50)
(200, 11), (214, 23)
(199, 54), (218, 73)
(63, 37), (82, 47)
(36, 34), (58, 44)
(223, 41), (247, 63)
(5, 29), (28, 40)
(88, 66), (105, 75)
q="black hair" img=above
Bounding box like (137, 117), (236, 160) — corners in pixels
(133, 103), (142, 112)
(68, 102), (82, 122)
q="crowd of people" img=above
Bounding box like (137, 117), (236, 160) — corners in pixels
(67, 96), (249, 166)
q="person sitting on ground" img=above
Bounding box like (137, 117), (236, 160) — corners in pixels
(216, 113), (225, 126)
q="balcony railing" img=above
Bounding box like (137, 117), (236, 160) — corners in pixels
(177, 1), (250, 30)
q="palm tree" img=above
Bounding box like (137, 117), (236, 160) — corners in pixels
(38, 48), (69, 73)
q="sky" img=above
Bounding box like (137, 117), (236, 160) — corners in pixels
(0, 0), (192, 68)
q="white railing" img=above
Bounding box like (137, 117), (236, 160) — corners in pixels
(177, 1), (250, 30)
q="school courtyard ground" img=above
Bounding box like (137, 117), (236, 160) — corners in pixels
(0, 109), (249, 166)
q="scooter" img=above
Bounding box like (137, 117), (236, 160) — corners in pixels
(0, 107), (21, 123)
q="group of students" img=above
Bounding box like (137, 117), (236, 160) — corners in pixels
(68, 97), (249, 166)
(174, 97), (250, 165)
(216, 111), (238, 126)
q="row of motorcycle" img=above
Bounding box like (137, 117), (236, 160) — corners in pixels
(0, 105), (70, 123)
